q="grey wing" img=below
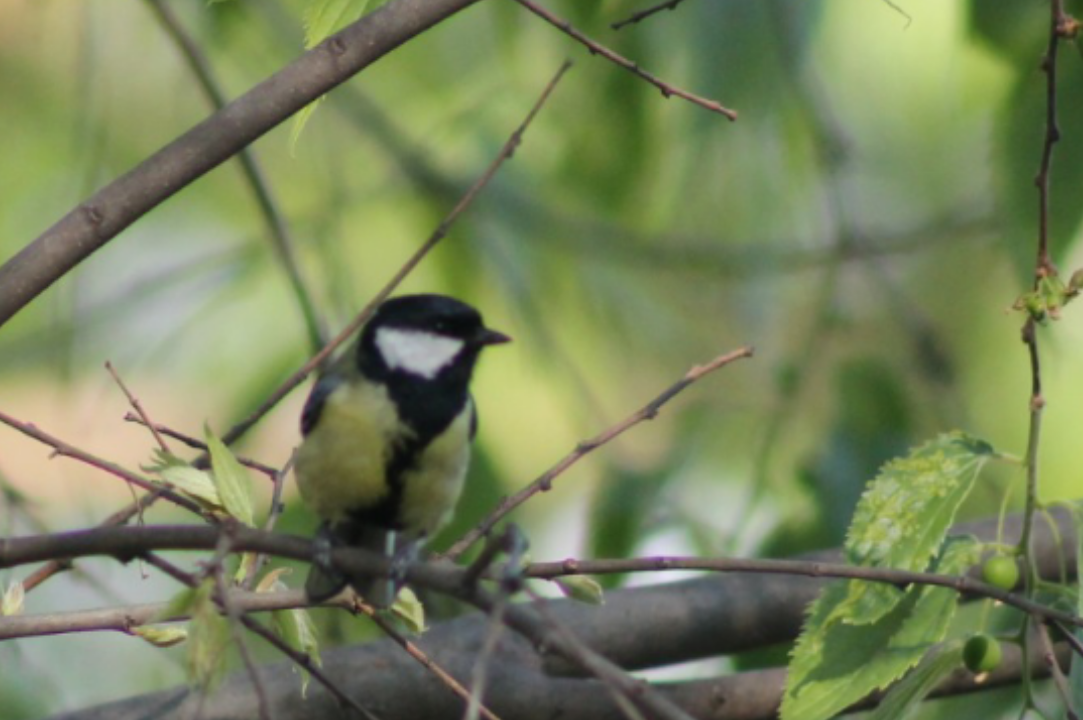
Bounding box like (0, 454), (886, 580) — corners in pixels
(301, 373), (344, 436)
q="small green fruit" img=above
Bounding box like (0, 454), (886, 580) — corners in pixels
(981, 555), (1020, 590)
(963, 634), (1003, 673)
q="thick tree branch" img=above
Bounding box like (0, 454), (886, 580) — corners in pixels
(29, 511), (1078, 720)
(0, 0), (484, 327)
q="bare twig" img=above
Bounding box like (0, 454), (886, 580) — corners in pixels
(209, 59), (574, 457)
(242, 451), (296, 590)
(0, 410), (203, 517)
(106, 361), (170, 453)
(511, 0), (737, 120)
(124, 414), (280, 479)
(6, 526), (1083, 634)
(0, 588), (310, 641)
(611, 0), (690, 30)
(203, 532), (275, 720)
(518, 586), (694, 720)
(444, 346), (754, 559)
(465, 597), (509, 720)
(19, 489), (168, 592)
(143, 550), (378, 720)
(1036, 620), (1077, 719)
(144, 0), (326, 352)
(356, 602), (504, 720)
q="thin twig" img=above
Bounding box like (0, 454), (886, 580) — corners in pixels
(0, 588), (311, 640)
(519, 586), (693, 720)
(0, 410), (203, 517)
(208, 59), (575, 458)
(4, 525), (1083, 633)
(1036, 620), (1078, 719)
(215, 537), (275, 720)
(106, 361), (170, 453)
(611, 0), (690, 30)
(144, 0), (326, 352)
(19, 489), (167, 592)
(1034, 0), (1067, 275)
(465, 595), (509, 720)
(243, 452), (297, 590)
(512, 0), (737, 120)
(123, 414), (280, 479)
(444, 346), (754, 559)
(355, 603), (504, 720)
(143, 551), (378, 720)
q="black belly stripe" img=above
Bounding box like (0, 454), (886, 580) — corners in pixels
(337, 344), (477, 534)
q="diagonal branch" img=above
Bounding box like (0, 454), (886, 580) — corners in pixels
(0, 0), (485, 327)
(511, 0), (737, 120)
(443, 346), (754, 559)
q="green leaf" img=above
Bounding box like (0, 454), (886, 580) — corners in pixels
(142, 448), (189, 474)
(782, 537), (979, 720)
(187, 581), (230, 692)
(1, 581), (24, 616)
(133, 625), (189, 648)
(205, 425), (255, 526)
(302, 0), (370, 49)
(272, 605), (321, 697)
(154, 587), (201, 623)
(554, 575), (606, 605)
(390, 587), (427, 634)
(840, 432), (993, 624)
(866, 642), (965, 720)
(157, 465), (223, 512)
(289, 0), (385, 150)
(233, 552), (260, 585)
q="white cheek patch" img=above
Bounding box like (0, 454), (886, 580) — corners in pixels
(376, 327), (465, 379)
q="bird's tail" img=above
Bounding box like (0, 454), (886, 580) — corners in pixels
(304, 523), (405, 608)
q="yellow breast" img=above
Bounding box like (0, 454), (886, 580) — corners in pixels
(398, 401), (473, 539)
(294, 381), (402, 524)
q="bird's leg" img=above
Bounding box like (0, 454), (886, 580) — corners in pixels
(312, 523), (335, 572)
(387, 532), (419, 594)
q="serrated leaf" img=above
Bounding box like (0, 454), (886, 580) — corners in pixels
(273, 605), (321, 697)
(866, 642), (965, 720)
(840, 432), (993, 624)
(133, 625), (189, 648)
(390, 587), (427, 633)
(142, 448), (189, 474)
(205, 425), (254, 526)
(782, 537), (979, 720)
(1, 581), (24, 616)
(554, 575), (605, 605)
(187, 581), (230, 692)
(158, 465), (223, 511)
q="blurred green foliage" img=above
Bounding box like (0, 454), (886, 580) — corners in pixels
(1, 0), (1081, 716)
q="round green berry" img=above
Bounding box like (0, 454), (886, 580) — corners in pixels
(963, 634), (1003, 673)
(981, 555), (1020, 590)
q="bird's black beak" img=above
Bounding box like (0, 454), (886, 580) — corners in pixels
(474, 327), (512, 347)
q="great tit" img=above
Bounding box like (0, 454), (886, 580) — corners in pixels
(295, 294), (510, 606)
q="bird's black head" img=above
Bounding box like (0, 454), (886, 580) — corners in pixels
(358, 294), (510, 382)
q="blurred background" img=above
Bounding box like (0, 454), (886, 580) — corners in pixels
(1, 0), (1081, 717)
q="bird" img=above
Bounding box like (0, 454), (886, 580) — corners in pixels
(294, 293), (510, 606)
